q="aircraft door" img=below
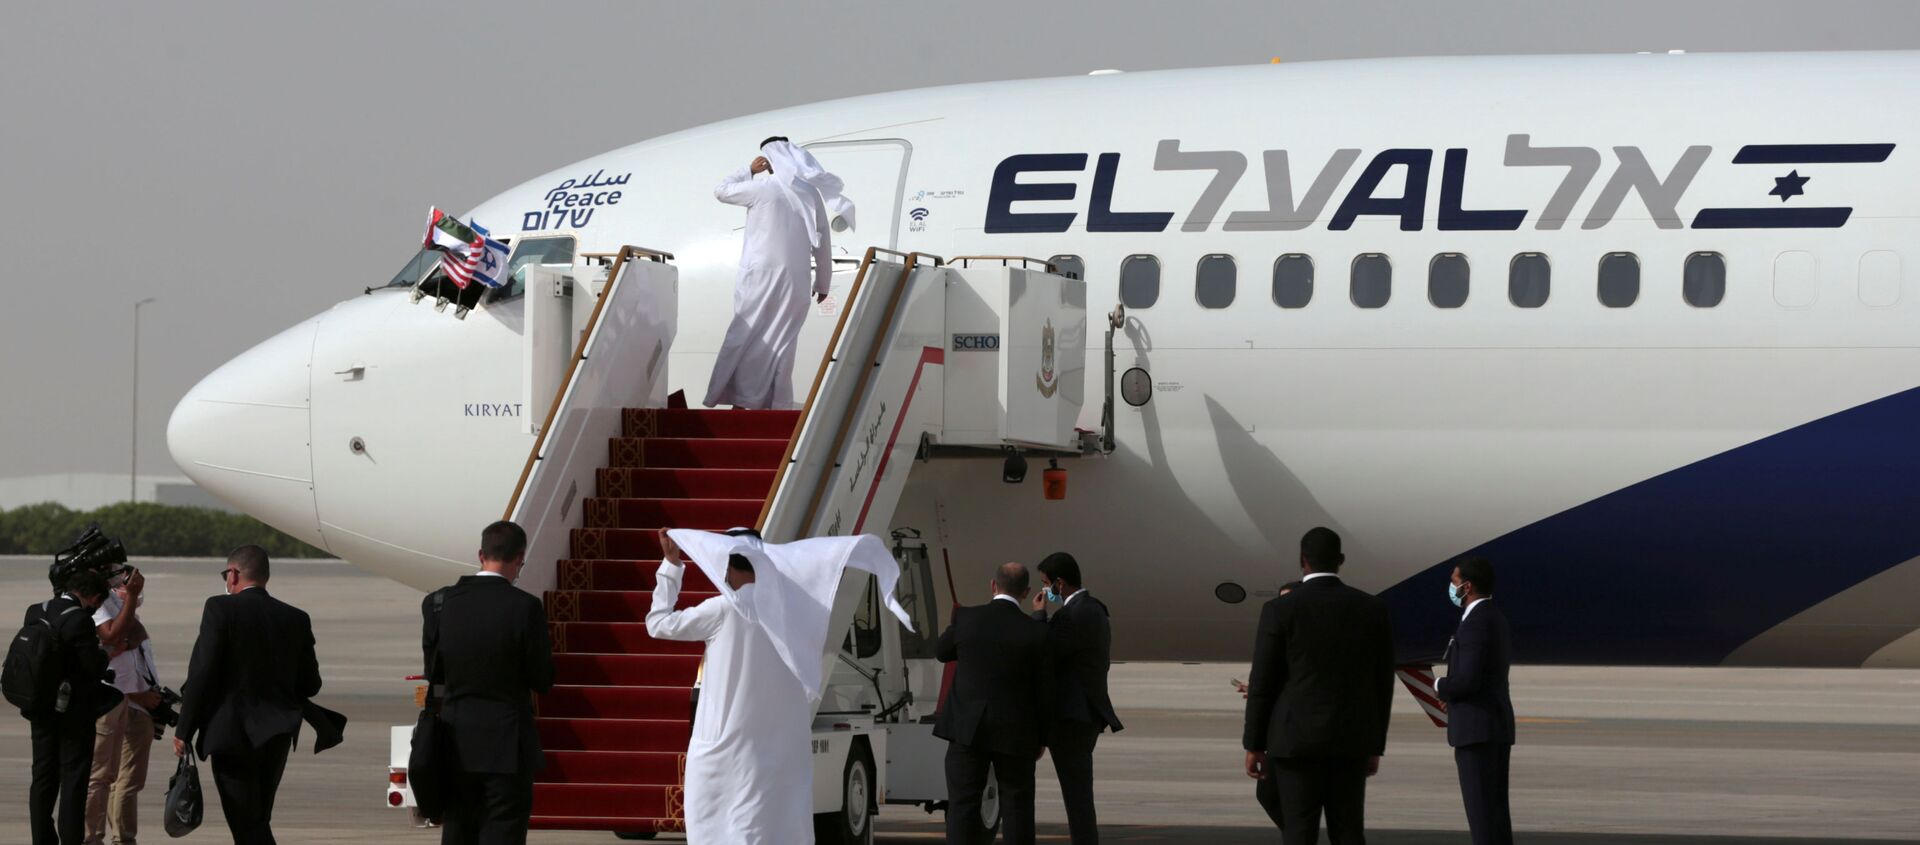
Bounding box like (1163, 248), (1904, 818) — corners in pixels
(789, 139), (912, 392)
(802, 138), (911, 254)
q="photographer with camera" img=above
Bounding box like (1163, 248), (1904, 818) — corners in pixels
(86, 561), (169, 845)
(12, 566), (115, 845)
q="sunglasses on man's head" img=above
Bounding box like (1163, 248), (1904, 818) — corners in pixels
(219, 568), (238, 582)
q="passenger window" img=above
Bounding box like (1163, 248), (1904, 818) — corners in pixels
(1859, 250), (1902, 308)
(1509, 253), (1550, 308)
(1685, 252), (1726, 307)
(1120, 255), (1160, 308)
(1048, 254), (1085, 281)
(1196, 254), (1237, 309)
(1272, 254), (1314, 308)
(1773, 251), (1818, 308)
(1350, 254), (1392, 309)
(1428, 253), (1469, 309)
(1598, 253), (1640, 308)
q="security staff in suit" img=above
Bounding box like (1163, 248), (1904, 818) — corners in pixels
(936, 562), (1050, 845)
(173, 545), (323, 845)
(1434, 557), (1515, 845)
(1028, 552), (1122, 845)
(423, 521), (556, 845)
(25, 568), (113, 845)
(1251, 580), (1303, 831)
(1242, 527), (1395, 845)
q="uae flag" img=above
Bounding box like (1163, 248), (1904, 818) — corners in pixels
(423, 207), (484, 288)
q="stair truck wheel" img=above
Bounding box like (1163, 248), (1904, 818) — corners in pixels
(945, 762), (1002, 840)
(815, 739), (876, 845)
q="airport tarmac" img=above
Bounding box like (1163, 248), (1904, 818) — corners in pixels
(3, 557), (1916, 843)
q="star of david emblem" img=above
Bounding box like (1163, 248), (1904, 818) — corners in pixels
(1770, 170), (1809, 202)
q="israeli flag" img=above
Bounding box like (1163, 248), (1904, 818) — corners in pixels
(468, 220), (512, 288)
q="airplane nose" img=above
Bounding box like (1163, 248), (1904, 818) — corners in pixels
(168, 314), (329, 551)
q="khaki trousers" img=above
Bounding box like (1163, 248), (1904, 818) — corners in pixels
(86, 700), (153, 845)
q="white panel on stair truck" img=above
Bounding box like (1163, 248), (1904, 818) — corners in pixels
(1000, 267), (1087, 450)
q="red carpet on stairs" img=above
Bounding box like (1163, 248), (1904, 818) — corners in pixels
(531, 407), (800, 834)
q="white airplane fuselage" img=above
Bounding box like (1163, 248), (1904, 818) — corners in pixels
(171, 51), (1920, 667)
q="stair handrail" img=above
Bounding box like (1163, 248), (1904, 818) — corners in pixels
(504, 245), (675, 519)
(948, 255), (1059, 273)
(756, 246), (944, 534)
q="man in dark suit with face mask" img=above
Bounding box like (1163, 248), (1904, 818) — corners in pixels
(1029, 552), (1122, 845)
(1435, 556), (1515, 845)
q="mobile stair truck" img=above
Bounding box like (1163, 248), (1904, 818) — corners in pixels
(388, 246), (1109, 842)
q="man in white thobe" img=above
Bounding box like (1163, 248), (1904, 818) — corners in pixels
(647, 528), (909, 844)
(705, 137), (854, 410)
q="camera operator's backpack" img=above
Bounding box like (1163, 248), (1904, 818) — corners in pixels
(3, 600), (82, 717)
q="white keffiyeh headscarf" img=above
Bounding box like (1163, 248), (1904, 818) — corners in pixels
(762, 140), (855, 248)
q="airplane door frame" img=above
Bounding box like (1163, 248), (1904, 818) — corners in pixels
(804, 138), (912, 250)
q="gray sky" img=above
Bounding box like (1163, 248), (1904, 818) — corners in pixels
(3, 0), (1917, 483)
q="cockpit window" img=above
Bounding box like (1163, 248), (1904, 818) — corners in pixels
(492, 236), (576, 301)
(382, 248), (444, 289)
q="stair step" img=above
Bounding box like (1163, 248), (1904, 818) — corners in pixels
(623, 408), (802, 439)
(576, 529), (689, 561)
(597, 467), (778, 500)
(537, 717), (691, 751)
(531, 784), (677, 826)
(546, 590), (719, 624)
(581, 497), (764, 530)
(537, 750), (684, 785)
(552, 622), (705, 656)
(609, 437), (789, 470)
(540, 685), (693, 721)
(554, 560), (715, 592)
(553, 653), (701, 687)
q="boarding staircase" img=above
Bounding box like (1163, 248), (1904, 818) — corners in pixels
(499, 247), (1092, 835)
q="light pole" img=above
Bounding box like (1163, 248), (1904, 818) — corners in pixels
(131, 297), (156, 503)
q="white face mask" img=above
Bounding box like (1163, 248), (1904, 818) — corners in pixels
(1448, 581), (1467, 608)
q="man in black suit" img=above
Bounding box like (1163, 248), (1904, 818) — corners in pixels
(173, 545), (322, 845)
(25, 568), (112, 845)
(1435, 556), (1515, 845)
(423, 520), (556, 845)
(1250, 579), (1303, 831)
(936, 562), (1050, 845)
(1242, 527), (1395, 845)
(1028, 552), (1121, 845)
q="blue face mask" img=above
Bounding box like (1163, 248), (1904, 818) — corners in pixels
(1044, 586), (1062, 604)
(1448, 581), (1466, 608)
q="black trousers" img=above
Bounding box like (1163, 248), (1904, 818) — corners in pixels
(1454, 743), (1513, 845)
(1046, 721), (1101, 845)
(1272, 756), (1369, 845)
(29, 716), (93, 845)
(210, 733), (294, 845)
(439, 769), (534, 845)
(945, 740), (1036, 845)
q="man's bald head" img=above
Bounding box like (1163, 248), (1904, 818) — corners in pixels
(994, 562), (1030, 599)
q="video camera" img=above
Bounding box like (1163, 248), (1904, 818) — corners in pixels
(49, 524), (130, 596)
(149, 686), (183, 739)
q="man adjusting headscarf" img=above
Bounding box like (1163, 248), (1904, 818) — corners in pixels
(646, 528), (910, 844)
(706, 137), (855, 410)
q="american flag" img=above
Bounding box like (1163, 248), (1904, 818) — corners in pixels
(1395, 664), (1449, 728)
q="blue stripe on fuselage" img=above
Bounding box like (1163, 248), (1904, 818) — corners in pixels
(1380, 384), (1920, 666)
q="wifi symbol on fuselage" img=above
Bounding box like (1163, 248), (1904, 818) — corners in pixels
(909, 207), (930, 221)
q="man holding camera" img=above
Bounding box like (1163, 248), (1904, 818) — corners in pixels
(23, 568), (114, 845)
(87, 565), (164, 845)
